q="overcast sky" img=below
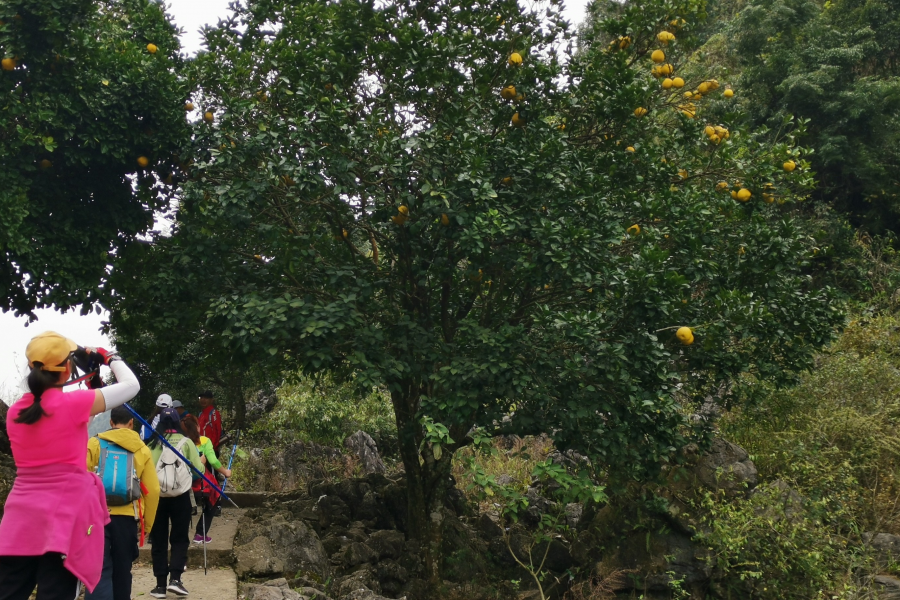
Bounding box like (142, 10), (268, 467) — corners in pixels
(0, 0), (589, 401)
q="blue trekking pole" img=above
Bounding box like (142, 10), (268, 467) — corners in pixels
(221, 430), (240, 494)
(124, 404), (240, 508)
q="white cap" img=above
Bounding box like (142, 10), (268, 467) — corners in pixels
(172, 400), (183, 408)
(156, 394), (173, 408)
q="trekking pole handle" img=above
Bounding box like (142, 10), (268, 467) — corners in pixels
(123, 404), (240, 508)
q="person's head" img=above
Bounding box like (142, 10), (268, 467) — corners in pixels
(172, 400), (185, 416)
(198, 390), (214, 409)
(16, 331), (77, 425)
(181, 414), (201, 445)
(109, 405), (134, 430)
(148, 408), (184, 449)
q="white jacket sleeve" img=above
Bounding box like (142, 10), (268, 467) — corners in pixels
(101, 360), (140, 410)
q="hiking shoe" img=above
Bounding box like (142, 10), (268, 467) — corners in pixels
(150, 587), (167, 599)
(191, 534), (204, 544)
(167, 580), (189, 596)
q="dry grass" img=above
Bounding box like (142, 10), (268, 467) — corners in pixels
(452, 434), (555, 510)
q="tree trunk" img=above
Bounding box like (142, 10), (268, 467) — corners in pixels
(391, 387), (453, 591)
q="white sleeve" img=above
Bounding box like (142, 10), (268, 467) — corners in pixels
(100, 360), (141, 410)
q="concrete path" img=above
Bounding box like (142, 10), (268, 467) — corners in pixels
(131, 508), (246, 598)
(131, 566), (237, 599)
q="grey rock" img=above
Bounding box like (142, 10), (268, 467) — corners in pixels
(864, 532), (900, 566)
(316, 494), (352, 530)
(343, 542), (378, 567)
(240, 583), (304, 600)
(344, 431), (386, 475)
(694, 438), (758, 495)
(752, 480), (805, 524)
(234, 512), (330, 581)
(333, 565), (382, 598)
(496, 474), (515, 486)
(565, 503), (583, 529)
(263, 578), (291, 587)
(367, 529), (405, 560)
(875, 575), (900, 600)
(478, 512), (504, 539)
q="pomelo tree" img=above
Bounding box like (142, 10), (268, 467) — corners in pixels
(109, 0), (842, 577)
(0, 0), (189, 315)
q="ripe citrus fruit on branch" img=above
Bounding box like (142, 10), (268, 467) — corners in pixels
(634, 107), (648, 117)
(626, 146), (635, 152)
(39, 159), (52, 169)
(204, 111), (214, 123)
(137, 156), (149, 168)
(184, 102), (194, 111)
(676, 327), (694, 345)
(627, 224), (641, 235)
(783, 160), (796, 172)
(657, 31), (676, 43)
(441, 213), (450, 226)
(724, 88), (734, 98)
(672, 77), (685, 88)
(508, 52), (523, 66)
(146, 43), (158, 54)
(398, 205), (409, 215)
(511, 112), (526, 127)
(736, 188), (752, 201)
(662, 78), (674, 89)
(1, 57), (16, 71)
(500, 85), (516, 100)
(651, 49), (666, 63)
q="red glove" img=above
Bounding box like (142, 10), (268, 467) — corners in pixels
(95, 347), (117, 366)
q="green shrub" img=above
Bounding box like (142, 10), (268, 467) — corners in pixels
(250, 373), (397, 453)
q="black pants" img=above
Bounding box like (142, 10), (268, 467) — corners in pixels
(194, 493), (215, 536)
(149, 493), (192, 581)
(85, 515), (139, 600)
(0, 553), (79, 600)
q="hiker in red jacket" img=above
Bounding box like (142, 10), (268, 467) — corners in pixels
(196, 391), (222, 452)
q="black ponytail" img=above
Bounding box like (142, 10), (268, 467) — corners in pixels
(14, 363), (59, 425)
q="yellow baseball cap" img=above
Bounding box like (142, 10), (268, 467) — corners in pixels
(26, 331), (77, 372)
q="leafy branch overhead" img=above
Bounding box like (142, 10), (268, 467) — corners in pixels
(111, 0), (842, 511)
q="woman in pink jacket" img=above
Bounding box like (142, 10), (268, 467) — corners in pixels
(0, 331), (140, 600)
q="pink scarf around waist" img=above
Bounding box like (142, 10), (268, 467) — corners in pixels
(0, 463), (110, 591)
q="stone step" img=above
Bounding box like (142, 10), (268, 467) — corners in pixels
(223, 491), (270, 508)
(137, 509), (245, 569)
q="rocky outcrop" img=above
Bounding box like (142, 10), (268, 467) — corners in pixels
(573, 438), (762, 597)
(864, 532), (900, 568)
(344, 431), (386, 475)
(234, 511), (330, 581)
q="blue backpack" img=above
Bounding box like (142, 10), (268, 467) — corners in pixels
(96, 438), (142, 506)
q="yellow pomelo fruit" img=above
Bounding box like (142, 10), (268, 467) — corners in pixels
(672, 77), (685, 88)
(441, 213), (450, 226)
(736, 188), (752, 201)
(662, 78), (674, 89)
(511, 112), (525, 127)
(500, 85), (516, 100)
(783, 160), (796, 172)
(627, 224), (641, 235)
(137, 156), (149, 168)
(508, 52), (523, 66)
(651, 49), (665, 63)
(626, 146), (635, 152)
(398, 205), (409, 215)
(146, 43), (158, 54)
(676, 327), (694, 345)
(634, 107), (648, 117)
(724, 89), (734, 98)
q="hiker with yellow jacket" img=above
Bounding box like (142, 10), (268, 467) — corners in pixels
(86, 405), (160, 600)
